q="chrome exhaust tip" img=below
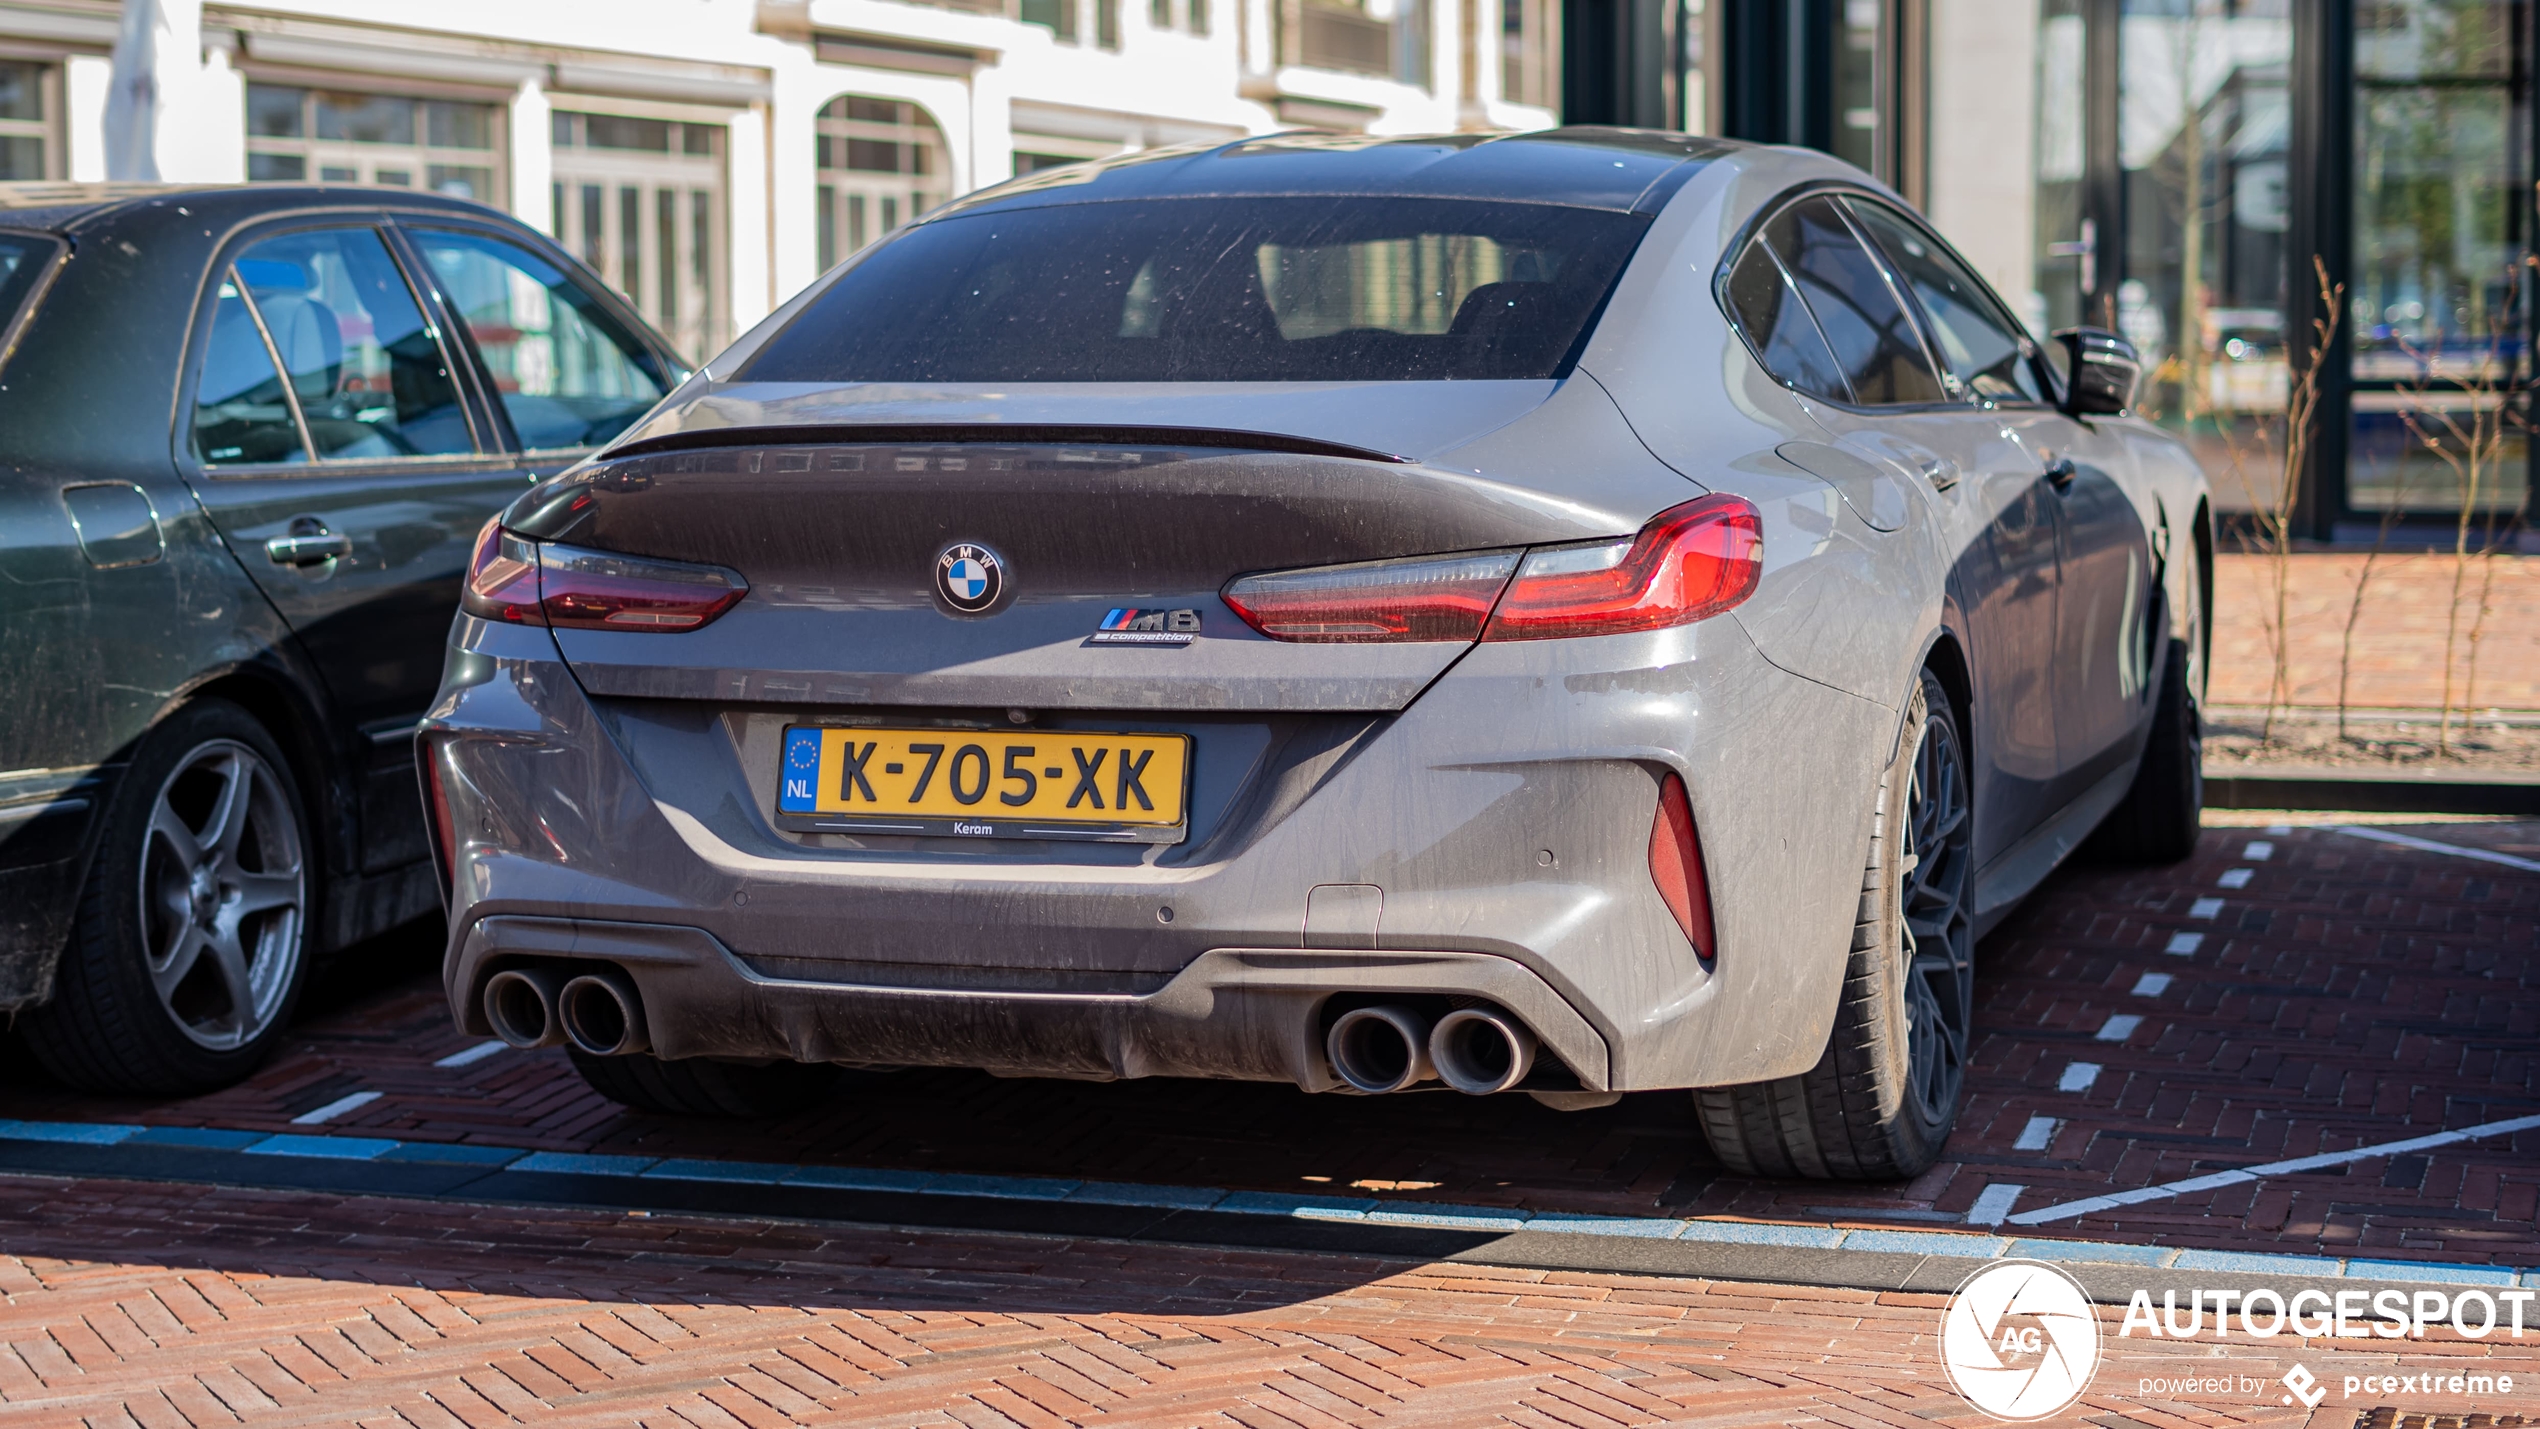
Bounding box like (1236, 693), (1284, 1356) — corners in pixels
(557, 968), (651, 1057)
(1429, 1007), (1537, 1095)
(483, 966), (566, 1050)
(1325, 1005), (1435, 1094)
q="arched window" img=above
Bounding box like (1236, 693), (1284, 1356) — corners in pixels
(815, 97), (947, 271)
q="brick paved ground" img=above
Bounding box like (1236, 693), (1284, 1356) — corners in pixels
(1, 1171), (2533, 1428)
(2210, 552), (2540, 713)
(3, 816), (2532, 1271)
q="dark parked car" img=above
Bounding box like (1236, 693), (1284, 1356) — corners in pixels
(0, 182), (686, 1094)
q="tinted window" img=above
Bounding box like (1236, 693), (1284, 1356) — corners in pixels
(193, 275), (307, 466)
(1723, 241), (1850, 401)
(412, 229), (672, 451)
(231, 228), (474, 460)
(1845, 199), (2044, 404)
(744, 197), (1652, 383)
(1762, 197), (1944, 405)
(0, 233), (54, 338)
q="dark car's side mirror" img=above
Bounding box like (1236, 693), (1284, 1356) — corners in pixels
(2051, 326), (2140, 416)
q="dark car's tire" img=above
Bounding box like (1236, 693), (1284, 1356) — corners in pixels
(2085, 640), (2203, 865)
(1694, 668), (1974, 1180)
(24, 700), (314, 1095)
(569, 1047), (842, 1118)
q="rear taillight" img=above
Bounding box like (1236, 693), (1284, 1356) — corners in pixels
(1221, 550), (1520, 643)
(535, 543), (747, 630)
(461, 518), (541, 624)
(458, 518), (746, 632)
(1484, 495), (1762, 642)
(1648, 772), (1716, 960)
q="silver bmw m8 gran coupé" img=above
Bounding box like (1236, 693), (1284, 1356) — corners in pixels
(425, 128), (2210, 1181)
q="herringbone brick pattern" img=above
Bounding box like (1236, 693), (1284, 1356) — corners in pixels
(2, 819), (2531, 1267)
(0, 1173), (2526, 1428)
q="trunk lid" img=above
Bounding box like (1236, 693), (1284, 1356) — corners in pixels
(517, 432), (1631, 713)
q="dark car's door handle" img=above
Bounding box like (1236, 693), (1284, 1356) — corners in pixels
(265, 532), (352, 566)
(2042, 456), (2078, 488)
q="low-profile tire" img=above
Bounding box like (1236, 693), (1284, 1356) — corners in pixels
(1693, 667), (1974, 1181)
(568, 1047), (842, 1118)
(23, 699), (314, 1095)
(2085, 639), (2203, 865)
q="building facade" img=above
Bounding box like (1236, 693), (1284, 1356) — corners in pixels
(0, 0), (1559, 359)
(4, 1), (2524, 538)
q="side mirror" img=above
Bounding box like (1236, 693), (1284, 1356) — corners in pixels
(2052, 327), (2140, 416)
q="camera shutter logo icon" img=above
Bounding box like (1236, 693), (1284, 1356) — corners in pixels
(1938, 1261), (2102, 1420)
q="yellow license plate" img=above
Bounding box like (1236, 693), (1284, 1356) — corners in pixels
(776, 726), (1190, 842)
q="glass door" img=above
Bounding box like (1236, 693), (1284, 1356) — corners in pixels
(2349, 0), (2532, 520)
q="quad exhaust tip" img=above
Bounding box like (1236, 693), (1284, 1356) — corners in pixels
(558, 967), (652, 1057)
(1429, 1008), (1537, 1096)
(483, 966), (567, 1050)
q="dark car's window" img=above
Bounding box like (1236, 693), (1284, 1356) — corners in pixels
(1759, 197), (1944, 405)
(1844, 198), (2044, 405)
(743, 197), (1652, 383)
(1723, 240), (1850, 402)
(194, 273), (308, 466)
(410, 228), (672, 452)
(223, 227), (475, 460)
(0, 232), (56, 337)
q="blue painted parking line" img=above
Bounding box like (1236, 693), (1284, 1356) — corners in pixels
(0, 1117), (2530, 1288)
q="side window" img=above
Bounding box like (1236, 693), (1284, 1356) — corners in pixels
(1722, 241), (1851, 402)
(410, 228), (672, 453)
(1845, 199), (2046, 404)
(230, 228), (476, 460)
(1761, 197), (1945, 406)
(193, 275), (307, 466)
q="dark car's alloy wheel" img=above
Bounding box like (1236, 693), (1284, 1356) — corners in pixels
(23, 701), (313, 1094)
(1694, 668), (1973, 1180)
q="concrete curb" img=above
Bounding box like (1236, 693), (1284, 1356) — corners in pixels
(2206, 768), (2540, 816)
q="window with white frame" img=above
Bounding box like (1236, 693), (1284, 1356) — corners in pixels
(814, 97), (947, 272)
(0, 60), (59, 180)
(244, 82), (504, 202)
(548, 110), (729, 364)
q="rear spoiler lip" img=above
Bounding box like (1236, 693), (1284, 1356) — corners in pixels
(599, 423), (1413, 465)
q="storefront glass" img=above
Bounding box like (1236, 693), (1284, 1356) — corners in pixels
(2349, 0), (2531, 517)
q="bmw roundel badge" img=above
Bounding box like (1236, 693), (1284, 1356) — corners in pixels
(935, 542), (1005, 614)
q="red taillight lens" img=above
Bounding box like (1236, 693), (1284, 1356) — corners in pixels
(1649, 772), (1716, 960)
(460, 518), (542, 624)
(1482, 494), (1762, 642)
(1222, 550), (1521, 643)
(535, 542), (747, 631)
(458, 520), (746, 633)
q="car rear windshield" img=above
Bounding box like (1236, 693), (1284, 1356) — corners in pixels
(742, 197), (1652, 383)
(0, 232), (59, 339)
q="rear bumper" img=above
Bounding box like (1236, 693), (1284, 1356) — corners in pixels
(453, 914), (1610, 1091)
(427, 608), (1896, 1092)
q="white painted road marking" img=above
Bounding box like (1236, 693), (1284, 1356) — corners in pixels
(2244, 840), (2275, 860)
(2095, 1014), (2143, 1042)
(2217, 868), (2254, 889)
(2189, 898), (2225, 919)
(2131, 972), (2173, 996)
(2014, 1115), (2059, 1151)
(1965, 1183), (2025, 1226)
(2057, 1062), (2102, 1093)
(2333, 824), (2540, 873)
(2010, 1113), (2540, 1225)
(289, 1091), (381, 1126)
(2166, 932), (2204, 955)
(434, 1041), (506, 1069)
